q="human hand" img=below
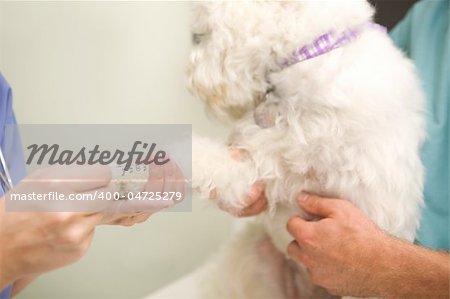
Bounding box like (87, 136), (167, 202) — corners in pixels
(209, 148), (267, 217)
(104, 158), (186, 224)
(286, 192), (390, 297)
(0, 164), (178, 289)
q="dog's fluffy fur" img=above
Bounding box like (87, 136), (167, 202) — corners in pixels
(187, 1), (425, 298)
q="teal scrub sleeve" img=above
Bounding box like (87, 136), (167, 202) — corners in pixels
(390, 0), (449, 250)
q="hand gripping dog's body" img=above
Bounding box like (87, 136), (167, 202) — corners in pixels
(188, 2), (425, 298)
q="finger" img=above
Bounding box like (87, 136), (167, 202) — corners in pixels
(286, 216), (312, 242)
(79, 185), (144, 219)
(211, 181), (264, 206)
(297, 192), (339, 218)
(98, 210), (144, 225)
(117, 212), (152, 224)
(114, 218), (135, 226)
(99, 198), (173, 219)
(110, 212), (152, 226)
(27, 165), (112, 193)
(85, 197), (164, 225)
(77, 185), (119, 213)
(243, 181), (266, 206)
(109, 216), (137, 226)
(239, 195), (268, 217)
(133, 212), (152, 223)
(287, 241), (312, 271)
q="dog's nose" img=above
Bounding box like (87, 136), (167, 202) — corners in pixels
(192, 33), (205, 45)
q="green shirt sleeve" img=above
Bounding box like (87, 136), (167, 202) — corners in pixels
(390, 0), (449, 250)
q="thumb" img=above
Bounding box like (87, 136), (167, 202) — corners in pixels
(297, 192), (338, 218)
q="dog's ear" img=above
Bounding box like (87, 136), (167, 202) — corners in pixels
(190, 2), (212, 34)
(191, 1), (214, 19)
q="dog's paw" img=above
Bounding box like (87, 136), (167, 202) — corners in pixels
(212, 180), (266, 217)
(191, 136), (260, 216)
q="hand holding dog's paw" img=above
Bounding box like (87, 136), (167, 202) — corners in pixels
(208, 148), (267, 217)
(191, 137), (264, 217)
(210, 181), (267, 217)
(209, 181), (267, 217)
(239, 181), (268, 217)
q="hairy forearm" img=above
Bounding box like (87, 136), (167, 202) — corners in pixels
(376, 237), (449, 299)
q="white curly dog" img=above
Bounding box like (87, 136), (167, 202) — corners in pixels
(187, 1), (425, 298)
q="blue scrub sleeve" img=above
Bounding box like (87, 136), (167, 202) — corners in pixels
(0, 286), (12, 299)
(0, 73), (26, 298)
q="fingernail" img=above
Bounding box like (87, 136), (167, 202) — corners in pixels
(248, 188), (258, 200)
(298, 192), (309, 203)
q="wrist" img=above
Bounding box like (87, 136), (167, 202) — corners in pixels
(0, 248), (17, 290)
(372, 236), (449, 299)
(0, 207), (20, 290)
(369, 234), (412, 298)
(372, 238), (399, 298)
(0, 275), (13, 291)
(0, 246), (18, 290)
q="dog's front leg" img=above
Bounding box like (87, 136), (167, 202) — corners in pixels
(191, 136), (258, 214)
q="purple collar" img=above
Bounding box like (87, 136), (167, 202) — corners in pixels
(281, 23), (387, 69)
